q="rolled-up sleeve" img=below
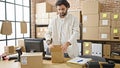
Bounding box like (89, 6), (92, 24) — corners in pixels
(68, 17), (80, 45)
(45, 20), (53, 41)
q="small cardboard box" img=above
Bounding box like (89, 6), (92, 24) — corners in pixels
(4, 46), (15, 55)
(82, 26), (99, 40)
(111, 21), (120, 27)
(50, 45), (64, 63)
(81, 0), (100, 14)
(82, 14), (99, 27)
(103, 44), (111, 58)
(99, 27), (111, 40)
(21, 52), (43, 68)
(18, 39), (26, 52)
(68, 11), (82, 23)
(111, 27), (120, 41)
(36, 2), (52, 13)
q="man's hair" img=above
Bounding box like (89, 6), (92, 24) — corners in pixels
(55, 0), (70, 8)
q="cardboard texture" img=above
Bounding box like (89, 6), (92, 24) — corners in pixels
(36, 19), (49, 25)
(50, 45), (64, 63)
(100, 12), (111, 20)
(82, 14), (99, 27)
(111, 13), (120, 21)
(81, 0), (100, 14)
(21, 52), (43, 68)
(99, 20), (111, 27)
(36, 2), (52, 13)
(68, 11), (82, 23)
(103, 44), (111, 58)
(111, 21), (120, 27)
(4, 46), (15, 55)
(36, 27), (47, 38)
(1, 20), (12, 35)
(99, 27), (111, 40)
(82, 26), (99, 40)
(20, 21), (27, 34)
(36, 13), (49, 19)
(111, 27), (120, 41)
(49, 12), (57, 18)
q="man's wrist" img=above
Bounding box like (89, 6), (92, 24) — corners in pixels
(66, 42), (71, 46)
(46, 40), (52, 45)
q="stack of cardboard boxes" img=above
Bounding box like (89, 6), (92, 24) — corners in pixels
(99, 12), (111, 40)
(81, 0), (100, 40)
(111, 13), (120, 41)
(36, 2), (52, 38)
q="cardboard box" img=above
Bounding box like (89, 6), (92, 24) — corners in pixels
(111, 13), (120, 21)
(36, 27), (47, 38)
(111, 21), (120, 27)
(68, 0), (81, 10)
(99, 20), (111, 27)
(111, 27), (120, 41)
(83, 42), (92, 55)
(103, 44), (111, 58)
(82, 26), (99, 40)
(36, 19), (49, 25)
(18, 39), (26, 52)
(36, 2), (52, 13)
(49, 12), (57, 19)
(68, 11), (82, 23)
(100, 12), (111, 20)
(36, 13), (49, 19)
(21, 52), (43, 68)
(99, 27), (111, 40)
(82, 14), (99, 26)
(50, 45), (64, 63)
(4, 46), (15, 55)
(81, 0), (100, 14)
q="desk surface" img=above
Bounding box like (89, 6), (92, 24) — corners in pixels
(0, 60), (120, 68)
(0, 59), (85, 68)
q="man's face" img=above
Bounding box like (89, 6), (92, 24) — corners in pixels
(56, 5), (68, 18)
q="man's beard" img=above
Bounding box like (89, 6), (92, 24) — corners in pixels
(59, 10), (67, 17)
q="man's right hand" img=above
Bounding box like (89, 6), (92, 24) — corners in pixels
(48, 44), (54, 49)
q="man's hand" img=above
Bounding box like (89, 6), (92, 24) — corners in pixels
(61, 42), (71, 52)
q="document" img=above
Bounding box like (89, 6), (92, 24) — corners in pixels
(67, 57), (92, 65)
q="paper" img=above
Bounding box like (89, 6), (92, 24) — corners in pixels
(113, 28), (118, 34)
(67, 57), (92, 65)
(101, 34), (107, 39)
(114, 14), (118, 19)
(102, 20), (108, 25)
(102, 13), (107, 18)
(21, 56), (27, 65)
(83, 16), (87, 22)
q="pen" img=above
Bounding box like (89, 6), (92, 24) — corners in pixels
(77, 60), (83, 62)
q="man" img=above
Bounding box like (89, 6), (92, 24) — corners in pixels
(45, 0), (80, 58)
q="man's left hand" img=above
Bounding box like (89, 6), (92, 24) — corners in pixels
(61, 42), (71, 52)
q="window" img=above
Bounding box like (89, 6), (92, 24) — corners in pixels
(0, 0), (31, 54)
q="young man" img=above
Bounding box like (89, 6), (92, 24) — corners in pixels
(45, 0), (80, 58)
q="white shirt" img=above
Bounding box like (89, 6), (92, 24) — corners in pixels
(45, 13), (80, 58)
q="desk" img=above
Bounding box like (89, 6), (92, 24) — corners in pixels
(0, 60), (120, 68)
(0, 59), (85, 68)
